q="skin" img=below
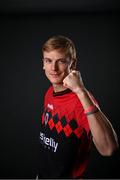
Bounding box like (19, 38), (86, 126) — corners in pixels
(43, 49), (119, 156)
(43, 50), (73, 92)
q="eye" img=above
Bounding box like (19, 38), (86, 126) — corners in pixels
(43, 58), (52, 63)
(58, 59), (67, 64)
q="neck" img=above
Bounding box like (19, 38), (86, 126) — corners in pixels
(53, 84), (67, 93)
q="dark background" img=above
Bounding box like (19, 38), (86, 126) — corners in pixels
(0, 0), (120, 178)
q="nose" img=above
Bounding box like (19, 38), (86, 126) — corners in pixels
(51, 61), (58, 71)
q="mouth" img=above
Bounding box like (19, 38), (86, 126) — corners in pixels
(50, 74), (60, 78)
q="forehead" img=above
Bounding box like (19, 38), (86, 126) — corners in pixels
(43, 50), (66, 59)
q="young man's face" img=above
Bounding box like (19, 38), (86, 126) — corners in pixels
(43, 50), (72, 86)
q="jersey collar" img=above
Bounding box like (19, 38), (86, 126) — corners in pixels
(53, 88), (72, 97)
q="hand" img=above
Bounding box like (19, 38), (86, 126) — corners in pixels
(63, 70), (86, 94)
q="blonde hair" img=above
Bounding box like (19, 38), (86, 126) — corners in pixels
(42, 35), (77, 65)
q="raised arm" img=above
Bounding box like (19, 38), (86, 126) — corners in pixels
(63, 70), (119, 156)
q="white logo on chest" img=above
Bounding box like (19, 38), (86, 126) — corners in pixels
(40, 131), (58, 152)
(47, 103), (53, 110)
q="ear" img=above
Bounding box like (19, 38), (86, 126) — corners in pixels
(43, 60), (45, 70)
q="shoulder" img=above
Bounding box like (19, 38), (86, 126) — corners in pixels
(44, 86), (53, 100)
(46, 86), (53, 95)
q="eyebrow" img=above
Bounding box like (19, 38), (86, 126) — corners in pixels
(43, 58), (66, 61)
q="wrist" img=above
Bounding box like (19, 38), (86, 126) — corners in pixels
(84, 105), (99, 116)
(74, 87), (87, 97)
(73, 86), (85, 92)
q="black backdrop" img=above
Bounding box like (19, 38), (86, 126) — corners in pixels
(0, 10), (120, 179)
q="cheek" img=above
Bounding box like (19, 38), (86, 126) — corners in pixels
(60, 68), (70, 79)
(63, 66), (71, 74)
(43, 66), (49, 77)
(43, 64), (50, 72)
(44, 69), (49, 76)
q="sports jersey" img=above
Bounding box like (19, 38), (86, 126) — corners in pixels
(37, 86), (92, 178)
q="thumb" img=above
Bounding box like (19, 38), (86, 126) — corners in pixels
(63, 81), (67, 87)
(63, 78), (68, 87)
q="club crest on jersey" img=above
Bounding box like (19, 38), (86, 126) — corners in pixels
(44, 112), (49, 126)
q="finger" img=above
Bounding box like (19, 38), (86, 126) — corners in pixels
(63, 77), (67, 83)
(70, 70), (76, 75)
(63, 82), (67, 87)
(71, 70), (76, 73)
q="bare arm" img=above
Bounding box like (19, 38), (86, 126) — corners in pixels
(63, 70), (119, 156)
(76, 89), (118, 156)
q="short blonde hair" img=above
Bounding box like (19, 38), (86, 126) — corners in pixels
(42, 35), (77, 62)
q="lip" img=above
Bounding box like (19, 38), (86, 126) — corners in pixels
(50, 73), (60, 78)
(50, 72), (60, 75)
(50, 73), (59, 75)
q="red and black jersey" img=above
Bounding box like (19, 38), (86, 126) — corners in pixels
(38, 86), (92, 178)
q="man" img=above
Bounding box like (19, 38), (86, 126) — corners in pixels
(36, 35), (118, 178)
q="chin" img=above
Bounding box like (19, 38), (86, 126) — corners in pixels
(48, 78), (63, 85)
(51, 80), (63, 85)
(46, 73), (66, 85)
